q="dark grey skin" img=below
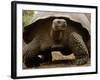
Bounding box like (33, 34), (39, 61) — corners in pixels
(23, 17), (90, 68)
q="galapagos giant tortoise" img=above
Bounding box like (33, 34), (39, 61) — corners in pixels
(23, 11), (90, 68)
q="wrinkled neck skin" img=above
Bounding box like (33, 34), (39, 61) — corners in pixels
(50, 29), (65, 44)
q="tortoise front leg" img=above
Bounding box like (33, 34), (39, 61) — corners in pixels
(68, 32), (89, 65)
(23, 38), (41, 68)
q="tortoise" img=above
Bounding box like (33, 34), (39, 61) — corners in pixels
(23, 11), (91, 68)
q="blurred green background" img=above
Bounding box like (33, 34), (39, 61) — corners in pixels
(23, 10), (34, 27)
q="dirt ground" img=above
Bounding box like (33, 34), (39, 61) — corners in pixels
(23, 51), (90, 69)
